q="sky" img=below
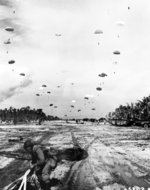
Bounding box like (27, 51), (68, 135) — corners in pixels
(0, 0), (150, 118)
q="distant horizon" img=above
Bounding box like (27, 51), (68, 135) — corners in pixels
(0, 105), (106, 120)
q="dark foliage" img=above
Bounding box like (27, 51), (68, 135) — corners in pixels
(107, 95), (150, 121)
(0, 106), (60, 124)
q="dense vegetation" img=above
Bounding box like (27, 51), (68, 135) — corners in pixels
(107, 96), (150, 121)
(0, 106), (59, 124)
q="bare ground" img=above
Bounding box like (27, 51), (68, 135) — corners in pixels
(1, 121), (150, 190)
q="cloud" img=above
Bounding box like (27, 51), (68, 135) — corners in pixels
(20, 78), (32, 88)
(0, 78), (32, 103)
(0, 0), (12, 7)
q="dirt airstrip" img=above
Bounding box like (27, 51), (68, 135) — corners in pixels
(1, 121), (150, 190)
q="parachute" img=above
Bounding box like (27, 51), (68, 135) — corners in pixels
(8, 60), (15, 64)
(78, 109), (81, 112)
(20, 73), (25, 76)
(47, 91), (51, 94)
(116, 21), (125, 26)
(49, 104), (53, 106)
(42, 85), (47, 87)
(4, 39), (11, 44)
(113, 61), (118, 64)
(96, 87), (102, 91)
(5, 27), (14, 32)
(98, 73), (107, 77)
(36, 94), (40, 96)
(94, 30), (103, 34)
(71, 105), (74, 108)
(92, 108), (96, 111)
(55, 34), (62, 36)
(84, 97), (89, 100)
(113, 51), (120, 55)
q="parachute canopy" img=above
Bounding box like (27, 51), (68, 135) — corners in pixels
(78, 109), (81, 112)
(113, 61), (118, 64)
(94, 30), (103, 34)
(47, 91), (51, 94)
(5, 27), (14, 32)
(96, 87), (102, 91)
(71, 105), (74, 108)
(49, 104), (53, 106)
(20, 73), (25, 76)
(92, 108), (96, 111)
(8, 60), (15, 64)
(42, 85), (47, 87)
(4, 39), (11, 44)
(98, 73), (107, 77)
(116, 21), (125, 26)
(55, 34), (61, 36)
(84, 97), (89, 100)
(113, 51), (120, 55)
(36, 94), (40, 96)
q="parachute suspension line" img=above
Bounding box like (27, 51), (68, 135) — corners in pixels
(18, 170), (30, 190)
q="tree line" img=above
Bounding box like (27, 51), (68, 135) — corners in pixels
(0, 106), (60, 125)
(107, 96), (150, 121)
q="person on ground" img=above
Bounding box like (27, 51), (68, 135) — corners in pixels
(24, 139), (58, 190)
